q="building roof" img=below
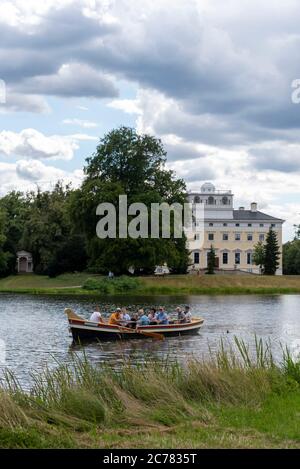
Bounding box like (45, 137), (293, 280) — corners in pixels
(233, 210), (284, 222)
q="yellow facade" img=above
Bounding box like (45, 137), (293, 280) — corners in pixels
(187, 183), (284, 274)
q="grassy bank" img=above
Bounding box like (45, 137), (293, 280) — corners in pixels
(1, 338), (300, 448)
(2, 272), (300, 296)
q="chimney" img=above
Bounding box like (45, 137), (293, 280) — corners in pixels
(239, 206), (245, 211)
(251, 202), (257, 212)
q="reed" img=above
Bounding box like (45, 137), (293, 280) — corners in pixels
(0, 337), (300, 448)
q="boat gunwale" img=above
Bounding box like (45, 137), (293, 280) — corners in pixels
(68, 318), (204, 331)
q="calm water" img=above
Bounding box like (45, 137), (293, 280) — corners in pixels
(1, 293), (300, 387)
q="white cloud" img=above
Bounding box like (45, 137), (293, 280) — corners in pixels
(0, 159), (84, 196)
(0, 129), (78, 160)
(62, 118), (98, 128)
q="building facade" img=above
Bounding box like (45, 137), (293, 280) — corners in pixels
(16, 251), (34, 274)
(186, 183), (284, 275)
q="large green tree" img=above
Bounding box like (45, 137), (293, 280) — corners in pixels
(73, 126), (189, 274)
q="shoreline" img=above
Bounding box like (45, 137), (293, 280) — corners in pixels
(1, 286), (300, 296)
(1, 272), (300, 297)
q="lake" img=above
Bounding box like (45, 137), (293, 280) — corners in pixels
(1, 293), (300, 388)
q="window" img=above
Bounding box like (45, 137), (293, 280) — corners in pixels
(235, 233), (241, 241)
(235, 252), (240, 264)
(271, 223), (276, 228)
(194, 196), (200, 204)
(235, 223), (240, 227)
(260, 223), (264, 227)
(247, 233), (253, 241)
(223, 233), (229, 241)
(222, 252), (228, 265)
(208, 196), (215, 205)
(248, 223), (252, 227)
(247, 252), (252, 265)
(223, 223), (227, 226)
(194, 252), (200, 264)
(259, 234), (265, 242)
(208, 233), (214, 241)
(222, 196), (229, 205)
(209, 222), (214, 226)
(194, 234), (200, 240)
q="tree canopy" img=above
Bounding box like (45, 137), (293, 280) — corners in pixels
(0, 127), (189, 277)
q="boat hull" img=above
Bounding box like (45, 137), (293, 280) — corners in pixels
(68, 319), (204, 342)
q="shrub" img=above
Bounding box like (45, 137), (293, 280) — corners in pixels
(82, 276), (141, 293)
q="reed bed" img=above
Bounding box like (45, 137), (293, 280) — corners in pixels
(0, 337), (300, 448)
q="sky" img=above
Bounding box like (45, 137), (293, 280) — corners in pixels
(0, 0), (300, 241)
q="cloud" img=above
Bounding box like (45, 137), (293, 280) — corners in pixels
(15, 158), (65, 181)
(62, 118), (98, 128)
(249, 143), (300, 172)
(0, 90), (50, 114)
(18, 63), (118, 99)
(0, 128), (78, 160)
(0, 159), (84, 196)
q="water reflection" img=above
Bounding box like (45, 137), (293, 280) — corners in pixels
(1, 293), (300, 387)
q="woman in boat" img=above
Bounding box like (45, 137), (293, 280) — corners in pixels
(148, 308), (157, 325)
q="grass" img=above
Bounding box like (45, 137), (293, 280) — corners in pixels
(2, 272), (300, 296)
(1, 337), (300, 448)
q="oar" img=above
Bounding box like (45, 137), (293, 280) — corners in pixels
(118, 325), (164, 341)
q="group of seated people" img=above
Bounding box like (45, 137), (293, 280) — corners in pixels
(89, 305), (192, 327)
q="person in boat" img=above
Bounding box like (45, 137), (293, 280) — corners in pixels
(121, 307), (131, 327)
(184, 305), (192, 323)
(148, 308), (157, 325)
(137, 309), (150, 326)
(109, 308), (123, 325)
(89, 306), (103, 323)
(176, 306), (186, 324)
(155, 306), (169, 325)
(129, 311), (138, 329)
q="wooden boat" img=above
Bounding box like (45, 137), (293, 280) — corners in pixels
(65, 308), (204, 342)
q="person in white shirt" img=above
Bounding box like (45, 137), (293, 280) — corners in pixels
(121, 308), (131, 326)
(184, 305), (192, 323)
(89, 306), (103, 323)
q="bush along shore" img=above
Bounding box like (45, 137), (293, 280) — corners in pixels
(1, 337), (300, 448)
(2, 273), (300, 296)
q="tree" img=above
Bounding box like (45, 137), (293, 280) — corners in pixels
(283, 240), (300, 274)
(0, 191), (31, 274)
(21, 183), (87, 276)
(264, 228), (280, 275)
(252, 241), (265, 273)
(73, 126), (189, 275)
(206, 245), (216, 274)
(0, 209), (10, 275)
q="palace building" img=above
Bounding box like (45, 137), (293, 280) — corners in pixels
(186, 183), (284, 275)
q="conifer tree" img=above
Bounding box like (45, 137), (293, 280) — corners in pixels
(264, 228), (280, 275)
